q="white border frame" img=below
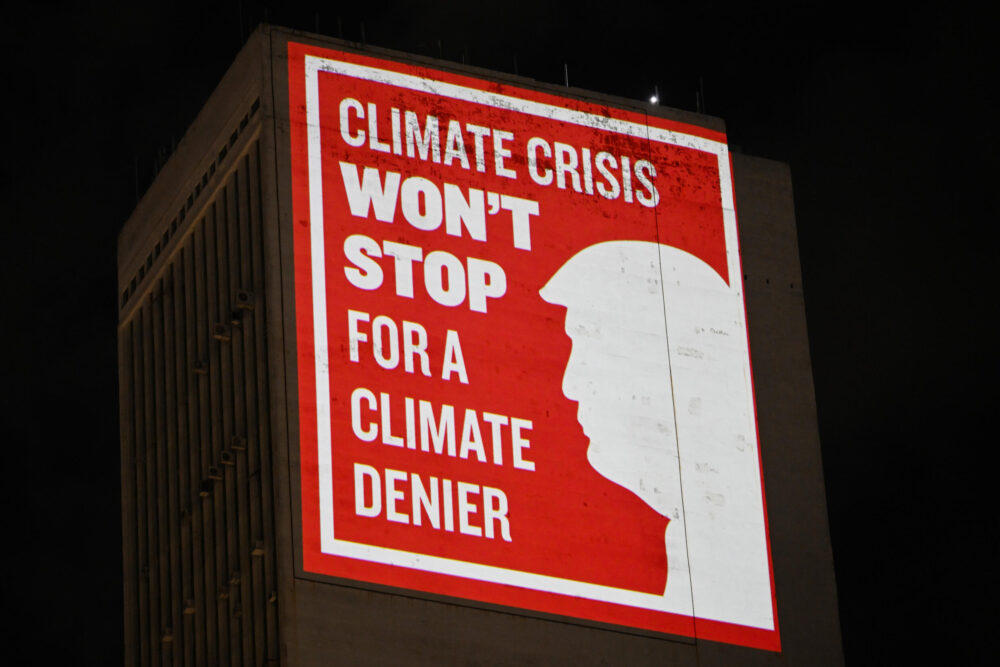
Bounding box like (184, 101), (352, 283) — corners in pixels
(301, 54), (761, 623)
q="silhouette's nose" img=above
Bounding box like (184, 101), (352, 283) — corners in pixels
(561, 340), (582, 401)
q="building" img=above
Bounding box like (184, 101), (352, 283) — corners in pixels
(117, 24), (842, 665)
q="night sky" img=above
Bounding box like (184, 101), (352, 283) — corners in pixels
(2, 1), (994, 663)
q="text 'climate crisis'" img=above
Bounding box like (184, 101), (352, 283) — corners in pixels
(337, 98), (660, 207)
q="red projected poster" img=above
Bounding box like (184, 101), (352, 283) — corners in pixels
(289, 42), (779, 651)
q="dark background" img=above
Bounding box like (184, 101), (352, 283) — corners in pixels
(1, 1), (995, 663)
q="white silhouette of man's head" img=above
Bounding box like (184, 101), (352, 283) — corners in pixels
(540, 240), (683, 520)
(540, 240), (774, 628)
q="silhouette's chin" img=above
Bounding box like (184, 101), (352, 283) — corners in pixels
(573, 405), (592, 443)
(575, 414), (588, 436)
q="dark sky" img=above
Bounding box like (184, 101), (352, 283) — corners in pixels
(2, 1), (995, 663)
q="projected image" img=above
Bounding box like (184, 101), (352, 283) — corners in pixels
(288, 42), (779, 650)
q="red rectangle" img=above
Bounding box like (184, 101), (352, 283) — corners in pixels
(289, 41), (779, 651)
